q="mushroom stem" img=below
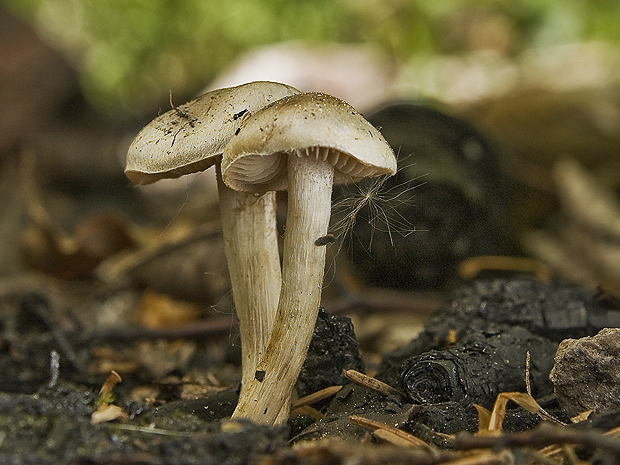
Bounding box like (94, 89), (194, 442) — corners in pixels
(216, 163), (281, 395)
(232, 151), (334, 424)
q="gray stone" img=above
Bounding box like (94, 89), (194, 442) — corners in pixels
(550, 328), (620, 415)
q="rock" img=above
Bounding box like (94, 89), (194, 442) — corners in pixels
(550, 327), (620, 415)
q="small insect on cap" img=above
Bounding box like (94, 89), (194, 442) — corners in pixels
(221, 92), (397, 193)
(125, 81), (301, 185)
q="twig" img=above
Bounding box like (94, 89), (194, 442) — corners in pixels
(89, 287), (442, 342)
(438, 450), (509, 465)
(345, 369), (406, 399)
(96, 221), (222, 286)
(453, 423), (620, 453)
(289, 440), (456, 465)
(326, 288), (443, 316)
(525, 351), (531, 396)
(349, 415), (433, 449)
(291, 385), (343, 409)
(554, 158), (620, 242)
(89, 316), (235, 341)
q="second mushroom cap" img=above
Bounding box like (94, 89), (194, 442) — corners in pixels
(221, 92), (397, 192)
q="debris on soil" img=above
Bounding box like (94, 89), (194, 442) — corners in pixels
(550, 327), (620, 415)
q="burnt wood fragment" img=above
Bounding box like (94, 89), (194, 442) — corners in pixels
(400, 325), (557, 408)
(379, 280), (620, 387)
(297, 308), (364, 399)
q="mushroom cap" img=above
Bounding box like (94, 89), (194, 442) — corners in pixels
(221, 92), (397, 193)
(125, 81), (301, 184)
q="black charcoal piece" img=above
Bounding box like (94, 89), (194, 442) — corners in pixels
(379, 280), (620, 387)
(400, 325), (557, 408)
(297, 308), (364, 399)
(403, 401), (479, 436)
(421, 280), (620, 344)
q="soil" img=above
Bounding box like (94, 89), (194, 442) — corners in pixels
(2, 278), (620, 464)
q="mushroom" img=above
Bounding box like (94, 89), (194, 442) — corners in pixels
(125, 82), (300, 399)
(222, 92), (396, 424)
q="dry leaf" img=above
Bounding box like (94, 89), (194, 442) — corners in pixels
(138, 290), (201, 329)
(473, 404), (492, 433)
(486, 391), (564, 433)
(91, 403), (126, 424)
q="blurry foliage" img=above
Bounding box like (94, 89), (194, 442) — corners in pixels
(4, 0), (620, 114)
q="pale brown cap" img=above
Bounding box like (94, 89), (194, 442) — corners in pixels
(221, 92), (396, 193)
(125, 81), (300, 184)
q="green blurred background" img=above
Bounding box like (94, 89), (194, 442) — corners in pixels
(5, 0), (620, 114)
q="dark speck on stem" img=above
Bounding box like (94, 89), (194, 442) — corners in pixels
(315, 234), (336, 246)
